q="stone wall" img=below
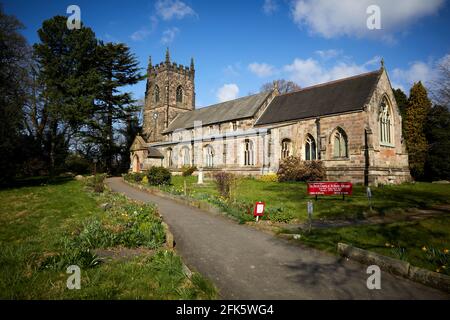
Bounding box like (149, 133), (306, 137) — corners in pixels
(365, 69), (411, 185)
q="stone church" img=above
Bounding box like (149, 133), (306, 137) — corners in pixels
(130, 49), (411, 185)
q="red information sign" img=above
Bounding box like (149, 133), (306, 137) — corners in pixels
(307, 182), (353, 196)
(253, 201), (265, 217)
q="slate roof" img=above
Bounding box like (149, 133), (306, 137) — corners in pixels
(163, 91), (271, 133)
(148, 147), (164, 158)
(256, 70), (382, 126)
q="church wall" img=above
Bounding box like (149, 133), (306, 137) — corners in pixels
(267, 112), (368, 183)
(157, 120), (268, 175)
(364, 70), (411, 185)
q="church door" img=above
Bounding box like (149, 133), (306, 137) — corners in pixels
(133, 155), (140, 173)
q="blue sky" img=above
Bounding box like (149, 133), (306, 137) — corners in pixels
(4, 0), (450, 107)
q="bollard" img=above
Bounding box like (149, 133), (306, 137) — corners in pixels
(307, 200), (313, 232)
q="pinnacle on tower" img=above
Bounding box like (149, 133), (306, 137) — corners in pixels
(190, 57), (195, 70)
(380, 58), (385, 69)
(147, 56), (152, 73)
(165, 47), (170, 64)
(273, 80), (279, 92)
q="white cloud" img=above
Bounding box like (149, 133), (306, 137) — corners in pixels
(130, 16), (158, 41)
(248, 62), (276, 77)
(217, 84), (240, 102)
(390, 54), (449, 101)
(131, 28), (151, 41)
(223, 64), (241, 77)
(283, 56), (378, 87)
(290, 0), (444, 40)
(263, 0), (278, 15)
(161, 27), (180, 44)
(155, 0), (197, 20)
(282, 53), (448, 95)
(391, 60), (438, 92)
(315, 49), (342, 60)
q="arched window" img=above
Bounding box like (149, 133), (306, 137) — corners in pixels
(176, 86), (183, 103)
(204, 145), (214, 167)
(379, 98), (392, 144)
(244, 139), (254, 166)
(333, 128), (348, 158)
(281, 139), (292, 159)
(305, 135), (317, 161)
(182, 147), (190, 166)
(167, 148), (173, 167)
(154, 85), (160, 103)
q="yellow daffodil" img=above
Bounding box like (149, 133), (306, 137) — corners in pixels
(385, 243), (390, 247)
(444, 249), (449, 254)
(422, 246), (427, 251)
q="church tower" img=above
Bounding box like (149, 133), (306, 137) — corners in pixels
(143, 48), (195, 142)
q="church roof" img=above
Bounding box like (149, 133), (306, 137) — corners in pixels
(256, 70), (382, 126)
(148, 147), (164, 158)
(163, 91), (271, 133)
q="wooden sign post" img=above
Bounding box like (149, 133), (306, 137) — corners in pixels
(253, 201), (265, 222)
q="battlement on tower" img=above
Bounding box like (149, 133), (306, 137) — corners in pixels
(147, 48), (195, 79)
(149, 62), (194, 78)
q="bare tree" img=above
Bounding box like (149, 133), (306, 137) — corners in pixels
(431, 55), (450, 108)
(260, 79), (301, 94)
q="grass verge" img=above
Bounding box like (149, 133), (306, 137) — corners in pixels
(282, 217), (450, 275)
(0, 178), (216, 299)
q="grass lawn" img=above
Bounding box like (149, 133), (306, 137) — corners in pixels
(166, 175), (450, 223)
(0, 178), (216, 299)
(286, 217), (450, 276)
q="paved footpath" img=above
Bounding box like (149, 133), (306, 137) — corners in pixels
(106, 177), (449, 300)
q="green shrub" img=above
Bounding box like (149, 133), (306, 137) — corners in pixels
(123, 172), (146, 183)
(75, 219), (117, 249)
(147, 167), (171, 185)
(277, 157), (326, 182)
(150, 250), (186, 293)
(40, 237), (101, 270)
(65, 154), (91, 174)
(425, 246), (449, 272)
(182, 165), (197, 177)
(213, 172), (236, 199)
(118, 221), (165, 249)
(86, 174), (107, 193)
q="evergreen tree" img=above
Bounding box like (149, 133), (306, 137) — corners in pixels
(404, 82), (432, 180)
(393, 88), (408, 139)
(33, 16), (100, 175)
(84, 42), (144, 173)
(0, 6), (29, 183)
(393, 88), (408, 118)
(424, 105), (450, 181)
